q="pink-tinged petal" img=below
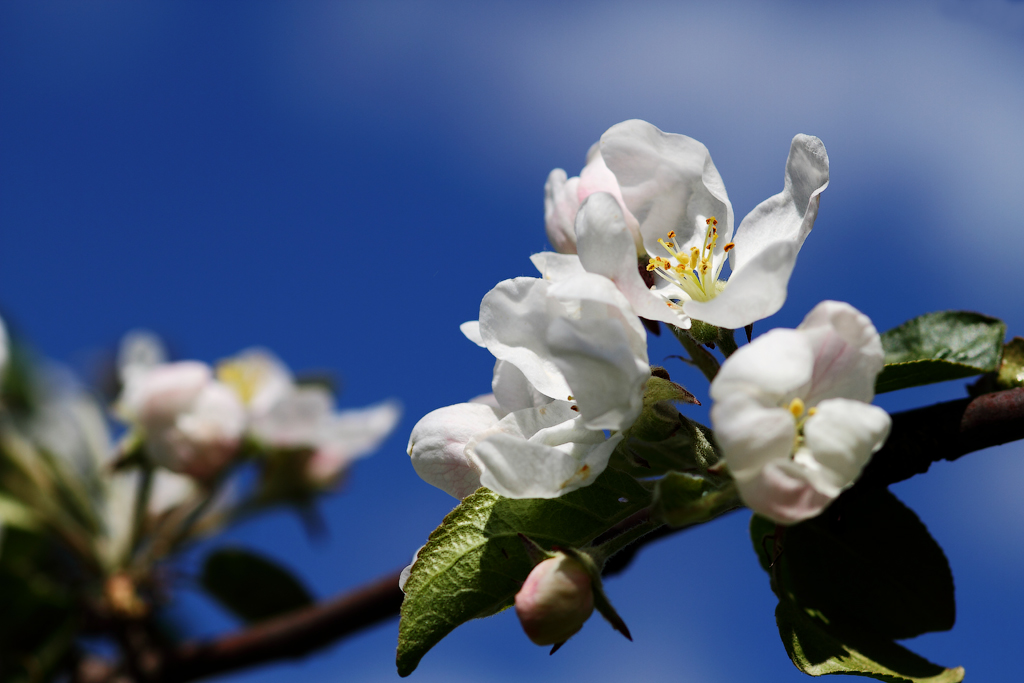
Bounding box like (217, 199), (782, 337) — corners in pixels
(798, 301), (885, 405)
(118, 361), (211, 425)
(575, 192), (686, 326)
(529, 252), (586, 282)
(600, 119), (734, 257)
(710, 329), (813, 403)
(407, 403), (497, 499)
(544, 169), (581, 254)
(736, 459), (833, 525)
(577, 151), (642, 252)
(801, 399), (891, 497)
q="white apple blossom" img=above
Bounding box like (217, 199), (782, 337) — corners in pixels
(461, 269), (650, 432)
(549, 119), (829, 331)
(709, 301), (891, 524)
(408, 361), (623, 500)
(216, 349), (400, 486)
(115, 360), (246, 481)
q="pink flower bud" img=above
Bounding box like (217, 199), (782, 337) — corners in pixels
(515, 553), (594, 645)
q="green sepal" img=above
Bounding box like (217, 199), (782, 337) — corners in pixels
(396, 469), (651, 677)
(652, 472), (739, 528)
(201, 547), (314, 623)
(876, 311), (1006, 393)
(642, 374), (699, 407)
(614, 409), (720, 477)
(557, 546), (632, 641)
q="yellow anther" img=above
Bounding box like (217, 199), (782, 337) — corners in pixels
(667, 230), (676, 239)
(567, 395), (574, 401)
(788, 398), (806, 418)
(646, 262), (656, 271)
(723, 242), (735, 253)
(807, 407), (817, 417)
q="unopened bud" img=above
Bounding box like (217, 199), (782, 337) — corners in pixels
(515, 553), (594, 645)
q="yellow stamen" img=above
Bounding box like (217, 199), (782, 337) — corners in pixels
(788, 397), (805, 418)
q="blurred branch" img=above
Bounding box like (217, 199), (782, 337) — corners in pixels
(159, 569), (404, 683)
(82, 387), (1024, 683)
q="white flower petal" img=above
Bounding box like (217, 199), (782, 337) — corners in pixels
(478, 277), (573, 401)
(217, 349), (295, 416)
(473, 422), (622, 499)
(684, 240), (799, 329)
(600, 119), (734, 257)
(117, 330), (167, 384)
(547, 317), (648, 431)
(529, 252), (586, 282)
(728, 135), (830, 275)
(407, 403), (496, 499)
(710, 328), (813, 402)
(118, 361), (211, 424)
(801, 398), (891, 497)
(492, 360), (551, 414)
(575, 192), (685, 326)
(460, 321), (485, 347)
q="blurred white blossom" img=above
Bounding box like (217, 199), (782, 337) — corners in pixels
(116, 360), (246, 481)
(710, 301), (891, 524)
(217, 349), (400, 486)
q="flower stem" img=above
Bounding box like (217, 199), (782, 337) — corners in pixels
(670, 325), (721, 382)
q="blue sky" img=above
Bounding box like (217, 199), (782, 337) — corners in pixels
(2, 1), (1024, 681)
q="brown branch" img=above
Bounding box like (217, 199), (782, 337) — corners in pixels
(159, 569), (404, 683)
(140, 387), (1024, 683)
(856, 386), (1024, 489)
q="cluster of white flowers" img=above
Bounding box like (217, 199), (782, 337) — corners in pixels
(409, 119), (891, 528)
(115, 332), (400, 486)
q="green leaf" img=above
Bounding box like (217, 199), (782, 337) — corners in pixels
(776, 600), (964, 683)
(397, 468), (651, 677)
(201, 547), (313, 623)
(876, 311), (1005, 393)
(750, 490), (962, 680)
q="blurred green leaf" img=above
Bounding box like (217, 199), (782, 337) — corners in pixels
(397, 469), (651, 677)
(876, 311), (1005, 393)
(201, 547), (313, 623)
